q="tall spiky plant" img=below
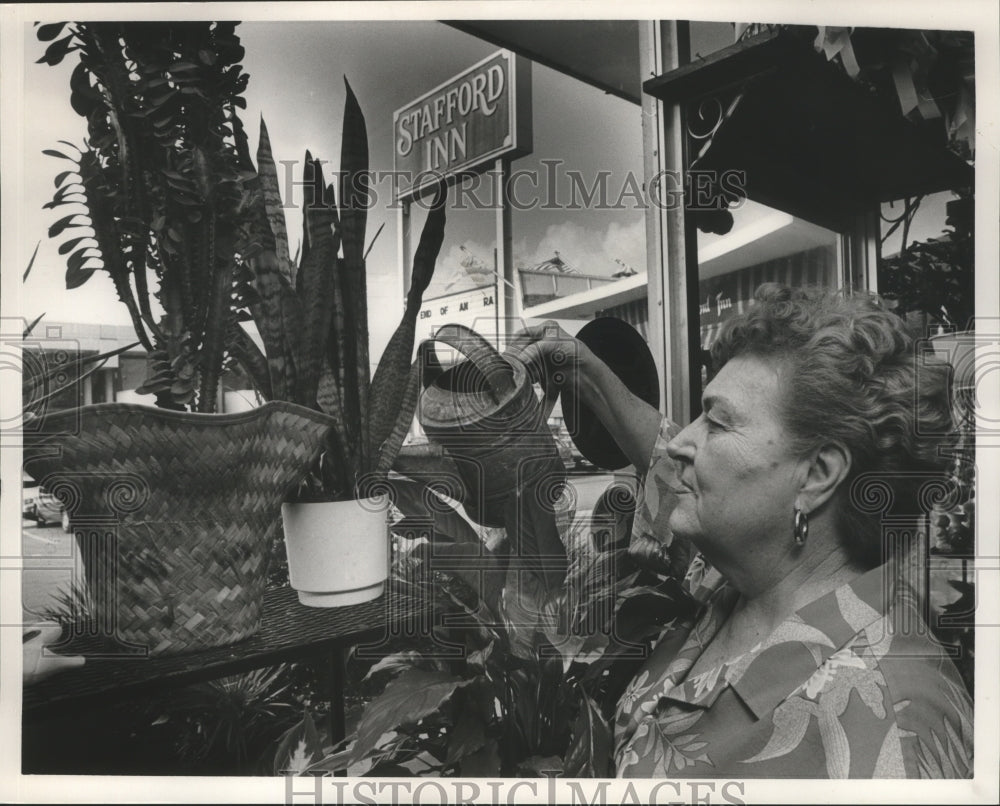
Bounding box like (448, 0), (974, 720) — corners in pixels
(36, 21), (255, 412)
(235, 83), (448, 501)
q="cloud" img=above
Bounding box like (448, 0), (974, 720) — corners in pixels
(427, 239), (497, 297)
(516, 217), (646, 276)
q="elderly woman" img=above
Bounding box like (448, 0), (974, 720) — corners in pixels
(513, 283), (973, 779)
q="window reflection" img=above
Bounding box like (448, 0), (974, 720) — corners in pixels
(696, 199), (839, 382)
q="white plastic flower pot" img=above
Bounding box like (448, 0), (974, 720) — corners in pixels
(281, 496), (389, 607)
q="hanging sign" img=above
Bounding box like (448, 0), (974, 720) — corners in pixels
(413, 283), (498, 342)
(393, 50), (532, 201)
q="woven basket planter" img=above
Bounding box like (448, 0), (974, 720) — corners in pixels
(23, 401), (333, 656)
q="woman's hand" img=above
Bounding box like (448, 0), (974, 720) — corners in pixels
(505, 320), (585, 395)
(506, 320), (663, 472)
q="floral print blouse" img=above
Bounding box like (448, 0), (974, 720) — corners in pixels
(614, 418), (974, 779)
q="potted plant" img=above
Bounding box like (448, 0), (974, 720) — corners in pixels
(232, 82), (448, 605)
(25, 21), (442, 651)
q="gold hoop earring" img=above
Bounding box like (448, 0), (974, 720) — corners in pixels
(793, 507), (809, 547)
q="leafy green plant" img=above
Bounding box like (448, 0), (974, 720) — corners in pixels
(273, 484), (695, 777)
(880, 193), (974, 330)
(37, 21), (255, 412)
(878, 191), (975, 698)
(152, 666), (300, 773)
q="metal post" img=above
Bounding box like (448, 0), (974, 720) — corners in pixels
(398, 198), (412, 304)
(641, 21), (694, 425)
(842, 207), (881, 293)
(398, 197), (413, 440)
(495, 157), (514, 348)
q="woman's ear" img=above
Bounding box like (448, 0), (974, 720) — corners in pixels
(799, 441), (852, 513)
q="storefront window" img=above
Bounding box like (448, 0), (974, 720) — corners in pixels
(694, 199), (840, 383)
(508, 60), (646, 336)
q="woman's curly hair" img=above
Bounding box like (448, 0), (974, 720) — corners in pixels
(711, 283), (955, 564)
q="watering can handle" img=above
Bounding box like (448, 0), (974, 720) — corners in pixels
(423, 323), (516, 402)
(370, 324), (526, 480)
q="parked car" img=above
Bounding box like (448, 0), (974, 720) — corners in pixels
(22, 477), (70, 532)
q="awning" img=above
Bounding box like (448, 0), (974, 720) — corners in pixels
(643, 30), (974, 232)
(446, 20), (641, 104)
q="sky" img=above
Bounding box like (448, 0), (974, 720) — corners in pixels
(16, 19), (647, 364)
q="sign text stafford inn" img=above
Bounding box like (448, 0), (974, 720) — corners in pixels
(393, 50), (531, 200)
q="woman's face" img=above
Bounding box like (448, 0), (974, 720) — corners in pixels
(665, 354), (805, 558)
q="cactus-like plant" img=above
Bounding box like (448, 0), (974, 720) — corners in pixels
(37, 21), (256, 412)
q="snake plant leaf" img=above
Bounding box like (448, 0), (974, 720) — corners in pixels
(338, 77), (371, 467)
(316, 359), (346, 426)
(316, 360), (354, 495)
(372, 360), (422, 478)
(407, 182), (448, 304)
(295, 158), (337, 410)
(255, 118), (294, 285)
(296, 149), (317, 270)
(339, 77), (369, 271)
(280, 277), (306, 403)
(363, 221), (385, 261)
(247, 256), (296, 401)
(229, 327), (272, 400)
(367, 182), (447, 467)
(327, 251), (364, 476)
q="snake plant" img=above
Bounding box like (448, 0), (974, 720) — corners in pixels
(238, 94), (448, 501)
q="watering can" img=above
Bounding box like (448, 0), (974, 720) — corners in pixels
(417, 323), (565, 532)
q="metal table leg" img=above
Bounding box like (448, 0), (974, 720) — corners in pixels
(323, 645), (347, 776)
